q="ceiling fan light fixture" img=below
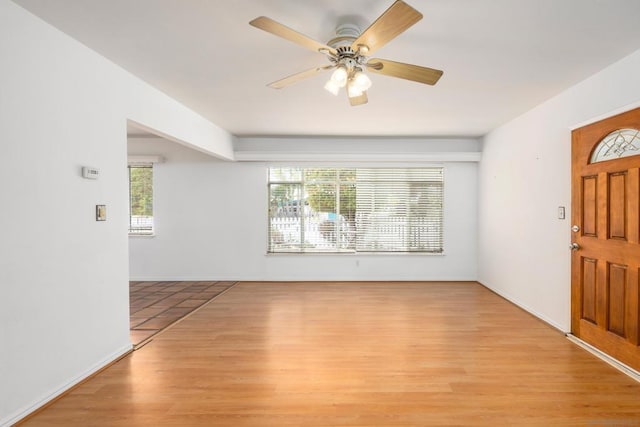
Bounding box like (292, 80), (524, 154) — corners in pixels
(324, 79), (340, 96)
(353, 69), (372, 91)
(347, 80), (363, 98)
(330, 65), (348, 87)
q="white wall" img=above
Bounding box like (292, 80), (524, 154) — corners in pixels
(478, 48), (640, 331)
(16, 0), (640, 420)
(234, 137), (481, 162)
(129, 138), (479, 281)
(0, 2), (233, 425)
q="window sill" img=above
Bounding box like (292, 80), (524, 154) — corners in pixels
(266, 251), (445, 256)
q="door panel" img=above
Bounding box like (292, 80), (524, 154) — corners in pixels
(607, 262), (626, 337)
(572, 106), (640, 371)
(608, 172), (626, 240)
(582, 176), (598, 236)
(581, 257), (597, 324)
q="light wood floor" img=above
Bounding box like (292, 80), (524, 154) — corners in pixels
(20, 282), (640, 426)
(129, 281), (237, 346)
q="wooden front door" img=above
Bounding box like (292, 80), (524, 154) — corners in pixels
(571, 107), (640, 371)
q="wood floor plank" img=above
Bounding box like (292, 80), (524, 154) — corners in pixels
(128, 280), (237, 346)
(19, 282), (640, 426)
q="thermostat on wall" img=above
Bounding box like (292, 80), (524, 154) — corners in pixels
(82, 166), (99, 180)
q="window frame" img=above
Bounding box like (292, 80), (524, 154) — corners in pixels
(267, 166), (445, 254)
(127, 162), (154, 236)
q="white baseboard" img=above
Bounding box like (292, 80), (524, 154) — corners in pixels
(129, 276), (241, 282)
(129, 277), (477, 282)
(258, 277), (478, 282)
(477, 281), (568, 333)
(1, 343), (132, 427)
(566, 334), (640, 383)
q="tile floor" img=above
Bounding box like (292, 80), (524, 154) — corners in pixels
(129, 280), (237, 346)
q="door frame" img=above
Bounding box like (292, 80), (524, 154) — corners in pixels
(569, 106), (640, 375)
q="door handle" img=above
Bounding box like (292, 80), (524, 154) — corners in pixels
(570, 243), (580, 251)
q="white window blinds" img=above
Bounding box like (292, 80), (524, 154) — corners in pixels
(268, 167), (444, 253)
(355, 168), (443, 252)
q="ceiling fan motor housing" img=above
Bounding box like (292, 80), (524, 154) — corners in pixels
(327, 23), (368, 73)
(327, 23), (361, 48)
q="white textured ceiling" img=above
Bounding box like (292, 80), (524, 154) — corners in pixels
(12, 0), (640, 137)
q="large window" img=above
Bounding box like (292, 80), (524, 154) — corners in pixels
(268, 167), (443, 253)
(128, 164), (153, 235)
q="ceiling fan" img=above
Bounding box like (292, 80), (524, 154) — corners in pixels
(249, 0), (443, 106)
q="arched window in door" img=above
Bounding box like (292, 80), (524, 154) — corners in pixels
(590, 128), (640, 163)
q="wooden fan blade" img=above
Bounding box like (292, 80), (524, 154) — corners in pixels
(268, 65), (333, 89)
(367, 58), (443, 85)
(351, 1), (422, 55)
(349, 91), (368, 106)
(250, 16), (337, 56)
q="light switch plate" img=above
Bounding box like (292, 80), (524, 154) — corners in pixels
(96, 205), (106, 221)
(558, 206), (565, 220)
